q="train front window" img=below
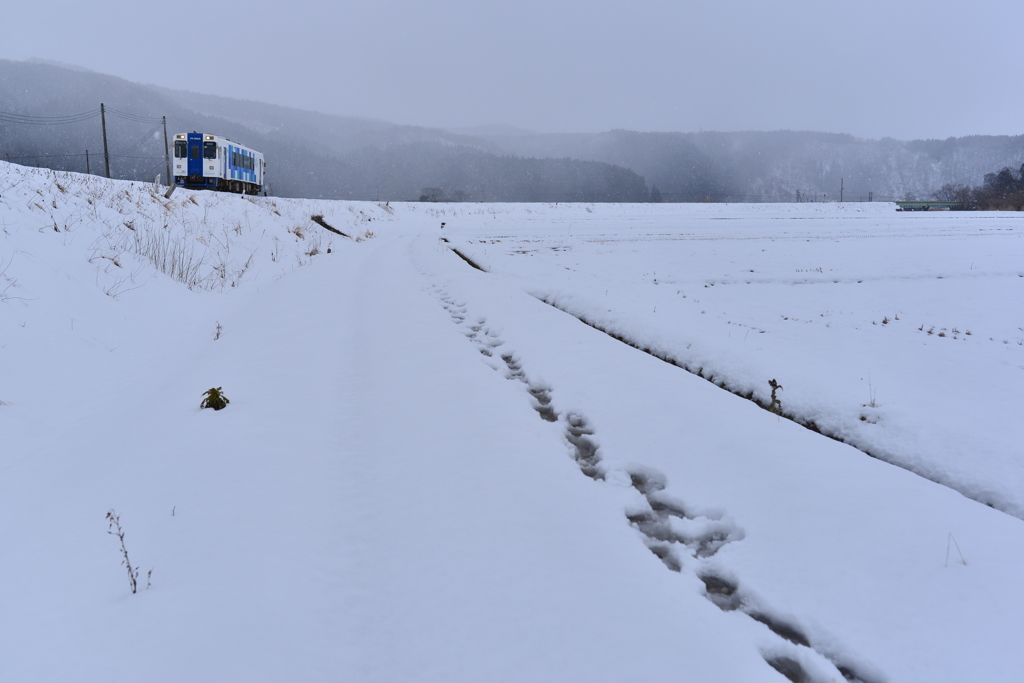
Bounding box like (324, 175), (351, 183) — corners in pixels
(174, 141), (186, 158)
(204, 141), (217, 159)
(189, 145), (200, 160)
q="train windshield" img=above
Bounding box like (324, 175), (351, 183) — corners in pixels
(174, 141), (187, 158)
(204, 141), (217, 159)
(189, 145), (200, 160)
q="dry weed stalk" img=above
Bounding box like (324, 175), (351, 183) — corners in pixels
(106, 509), (139, 594)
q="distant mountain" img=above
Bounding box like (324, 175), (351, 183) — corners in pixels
(466, 130), (730, 202)
(468, 129), (1024, 202)
(446, 124), (539, 137)
(4, 58), (1022, 203)
(25, 57), (99, 74)
(0, 60), (649, 202)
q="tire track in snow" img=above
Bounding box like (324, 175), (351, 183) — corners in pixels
(533, 294), (1016, 522)
(428, 281), (883, 683)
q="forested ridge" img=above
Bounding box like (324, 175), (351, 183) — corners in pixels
(4, 59), (1022, 204)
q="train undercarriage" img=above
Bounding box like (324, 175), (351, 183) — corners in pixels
(176, 175), (262, 195)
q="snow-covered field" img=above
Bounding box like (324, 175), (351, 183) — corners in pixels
(444, 202), (1024, 518)
(3, 162), (1023, 682)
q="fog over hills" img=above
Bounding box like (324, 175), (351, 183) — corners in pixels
(2, 59), (1023, 202)
(0, 60), (647, 202)
(469, 129), (1024, 202)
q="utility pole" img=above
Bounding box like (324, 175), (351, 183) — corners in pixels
(85, 150), (90, 175)
(840, 178), (844, 203)
(100, 103), (111, 178)
(162, 116), (171, 186)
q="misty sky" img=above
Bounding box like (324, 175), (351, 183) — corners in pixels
(4, 0), (1022, 140)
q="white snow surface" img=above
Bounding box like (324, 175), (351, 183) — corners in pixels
(2, 163), (1023, 682)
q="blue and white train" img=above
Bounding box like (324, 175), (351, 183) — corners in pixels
(173, 132), (265, 195)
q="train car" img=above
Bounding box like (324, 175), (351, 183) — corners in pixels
(172, 133), (265, 195)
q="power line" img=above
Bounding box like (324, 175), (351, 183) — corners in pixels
(5, 153), (94, 160)
(0, 108), (100, 125)
(115, 122), (164, 156)
(1, 103), (170, 181)
(5, 153), (163, 161)
(139, 158), (168, 179)
(104, 107), (164, 124)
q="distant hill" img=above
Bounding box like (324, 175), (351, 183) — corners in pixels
(467, 129), (1024, 202)
(0, 60), (649, 202)
(4, 58), (1023, 203)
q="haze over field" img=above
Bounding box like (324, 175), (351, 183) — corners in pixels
(3, 0), (1022, 140)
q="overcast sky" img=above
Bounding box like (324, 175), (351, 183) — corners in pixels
(4, 0), (1021, 140)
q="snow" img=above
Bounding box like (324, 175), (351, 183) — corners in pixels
(3, 163), (1023, 682)
(444, 202), (1024, 518)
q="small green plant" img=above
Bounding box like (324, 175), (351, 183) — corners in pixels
(768, 379), (784, 415)
(200, 387), (230, 410)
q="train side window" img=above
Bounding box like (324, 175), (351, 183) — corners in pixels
(174, 141), (187, 158)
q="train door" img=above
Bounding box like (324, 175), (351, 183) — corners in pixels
(187, 133), (203, 177)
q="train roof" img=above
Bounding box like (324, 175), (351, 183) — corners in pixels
(174, 133), (262, 154)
